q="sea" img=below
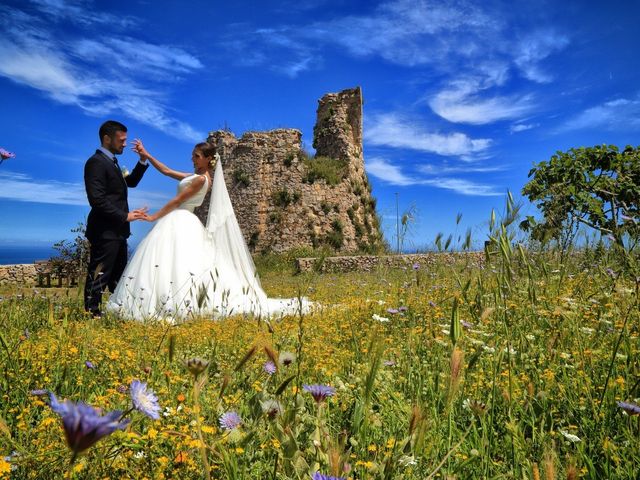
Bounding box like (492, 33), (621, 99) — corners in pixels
(0, 245), (59, 265)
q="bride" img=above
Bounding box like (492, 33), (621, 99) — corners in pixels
(106, 139), (305, 321)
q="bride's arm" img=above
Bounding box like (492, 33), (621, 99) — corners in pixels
(132, 139), (190, 181)
(145, 175), (206, 222)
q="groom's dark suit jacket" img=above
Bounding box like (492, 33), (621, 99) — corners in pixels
(84, 150), (149, 242)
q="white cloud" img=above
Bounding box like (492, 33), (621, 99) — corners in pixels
(307, 0), (500, 67)
(365, 113), (491, 157)
(73, 38), (203, 78)
(421, 177), (501, 196)
(30, 0), (138, 28)
(0, 4), (204, 143)
(365, 158), (501, 196)
(514, 30), (569, 83)
(225, 0), (569, 88)
(561, 97), (640, 131)
(510, 123), (538, 133)
(429, 77), (534, 125)
(366, 157), (416, 186)
(418, 163), (504, 175)
(0, 171), (169, 207)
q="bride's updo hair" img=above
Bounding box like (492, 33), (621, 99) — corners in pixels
(194, 142), (217, 169)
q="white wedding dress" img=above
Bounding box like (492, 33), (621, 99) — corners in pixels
(106, 161), (307, 321)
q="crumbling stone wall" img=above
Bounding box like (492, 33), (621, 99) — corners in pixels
(194, 87), (384, 254)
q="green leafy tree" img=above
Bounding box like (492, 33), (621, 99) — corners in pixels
(49, 223), (90, 276)
(521, 145), (640, 256)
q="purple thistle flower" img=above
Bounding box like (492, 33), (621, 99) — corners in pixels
(617, 401), (640, 416)
(85, 360), (96, 369)
(263, 361), (277, 375)
(219, 411), (242, 430)
(47, 392), (129, 455)
(312, 473), (346, 480)
(303, 384), (335, 403)
(130, 380), (160, 420)
(0, 148), (15, 163)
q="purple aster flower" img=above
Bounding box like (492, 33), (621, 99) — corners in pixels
(219, 411), (242, 430)
(386, 308), (399, 314)
(130, 380), (160, 420)
(605, 268), (617, 278)
(398, 306), (408, 313)
(47, 392), (130, 456)
(617, 401), (640, 416)
(428, 301), (437, 308)
(303, 384), (335, 403)
(312, 473), (345, 480)
(412, 263), (420, 270)
(30, 389), (49, 396)
(461, 320), (473, 329)
(263, 361), (277, 375)
(85, 361), (96, 369)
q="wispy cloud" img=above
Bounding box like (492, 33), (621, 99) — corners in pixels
(418, 163), (505, 175)
(510, 123), (538, 133)
(365, 157), (501, 196)
(30, 0), (138, 28)
(365, 113), (491, 158)
(366, 157), (416, 186)
(429, 78), (535, 125)
(513, 30), (570, 83)
(0, 171), (170, 208)
(223, 0), (568, 86)
(561, 96), (640, 131)
(305, 0), (501, 67)
(0, 2), (204, 142)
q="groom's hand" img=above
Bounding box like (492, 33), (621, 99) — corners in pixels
(127, 207), (149, 222)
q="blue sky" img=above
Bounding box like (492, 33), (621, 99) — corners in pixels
(1, 0), (639, 252)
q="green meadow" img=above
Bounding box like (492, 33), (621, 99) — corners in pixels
(1, 230), (639, 479)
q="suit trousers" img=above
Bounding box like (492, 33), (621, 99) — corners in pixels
(84, 238), (128, 314)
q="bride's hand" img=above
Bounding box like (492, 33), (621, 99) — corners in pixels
(142, 211), (159, 222)
(132, 139), (150, 160)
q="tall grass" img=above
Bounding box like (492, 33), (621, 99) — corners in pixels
(1, 238), (639, 478)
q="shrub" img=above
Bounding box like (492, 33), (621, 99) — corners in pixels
(301, 152), (348, 186)
(232, 168), (250, 187)
(272, 189), (299, 208)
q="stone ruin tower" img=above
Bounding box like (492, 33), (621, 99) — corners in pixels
(194, 87), (384, 254)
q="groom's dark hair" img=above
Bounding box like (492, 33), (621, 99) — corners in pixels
(99, 120), (127, 141)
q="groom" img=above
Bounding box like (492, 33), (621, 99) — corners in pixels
(83, 120), (149, 317)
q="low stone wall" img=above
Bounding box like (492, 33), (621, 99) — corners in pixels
(1, 252), (485, 286)
(296, 252), (485, 273)
(0, 264), (38, 286)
